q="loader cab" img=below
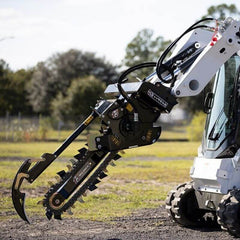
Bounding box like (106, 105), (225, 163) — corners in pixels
(202, 54), (240, 158)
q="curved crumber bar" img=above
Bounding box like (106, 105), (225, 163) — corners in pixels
(12, 159), (31, 223)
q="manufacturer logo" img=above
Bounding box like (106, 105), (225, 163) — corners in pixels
(147, 89), (168, 108)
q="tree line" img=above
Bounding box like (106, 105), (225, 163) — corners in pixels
(0, 4), (238, 122)
(0, 50), (118, 121)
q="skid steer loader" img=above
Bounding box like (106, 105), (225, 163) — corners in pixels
(12, 17), (240, 237)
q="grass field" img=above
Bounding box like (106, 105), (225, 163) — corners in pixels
(0, 135), (199, 222)
(0, 141), (200, 158)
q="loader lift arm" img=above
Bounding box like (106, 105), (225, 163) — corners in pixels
(12, 17), (240, 223)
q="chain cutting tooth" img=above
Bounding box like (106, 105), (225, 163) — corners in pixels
(74, 154), (83, 161)
(74, 148), (87, 160)
(57, 170), (66, 179)
(99, 172), (108, 179)
(70, 159), (77, 165)
(54, 175), (61, 182)
(113, 154), (121, 160)
(66, 208), (73, 215)
(93, 179), (101, 185)
(89, 184), (97, 191)
(77, 196), (85, 203)
(103, 168), (108, 173)
(120, 150), (125, 154)
(43, 199), (47, 207)
(54, 213), (62, 220)
(67, 164), (72, 171)
(37, 199), (44, 205)
(46, 210), (53, 220)
(109, 160), (116, 167)
(82, 190), (89, 197)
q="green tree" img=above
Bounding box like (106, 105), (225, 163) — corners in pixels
(0, 60), (13, 115)
(51, 75), (105, 121)
(202, 4), (240, 20)
(0, 60), (33, 116)
(187, 111), (206, 141)
(10, 68), (34, 115)
(122, 29), (170, 78)
(49, 49), (118, 85)
(28, 62), (55, 114)
(29, 49), (118, 114)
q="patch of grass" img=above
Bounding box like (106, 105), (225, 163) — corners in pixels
(0, 142), (86, 158)
(0, 123), (197, 222)
(160, 128), (187, 140)
(109, 159), (192, 182)
(0, 141), (200, 158)
(0, 157), (192, 222)
(124, 141), (200, 158)
(73, 185), (167, 221)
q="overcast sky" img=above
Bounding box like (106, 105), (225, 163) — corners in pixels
(1, 0), (240, 70)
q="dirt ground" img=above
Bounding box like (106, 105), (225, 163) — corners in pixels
(0, 206), (236, 240)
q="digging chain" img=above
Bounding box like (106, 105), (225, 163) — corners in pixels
(43, 149), (119, 219)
